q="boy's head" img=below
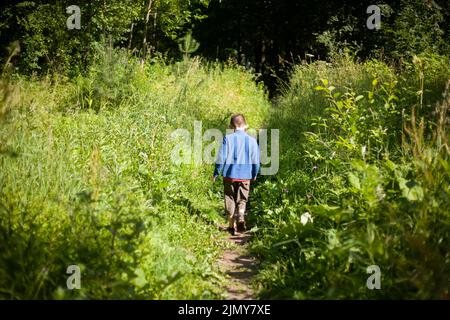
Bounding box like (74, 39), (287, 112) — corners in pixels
(230, 114), (248, 130)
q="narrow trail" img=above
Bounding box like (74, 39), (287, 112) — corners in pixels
(218, 231), (258, 300)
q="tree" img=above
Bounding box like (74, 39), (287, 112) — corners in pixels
(178, 31), (200, 59)
(0, 0), (210, 74)
(389, 0), (448, 57)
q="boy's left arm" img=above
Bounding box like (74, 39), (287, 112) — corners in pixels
(251, 140), (260, 180)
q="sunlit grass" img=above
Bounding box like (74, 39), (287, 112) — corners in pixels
(0, 52), (268, 299)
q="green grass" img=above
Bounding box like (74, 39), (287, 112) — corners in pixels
(250, 53), (450, 299)
(0, 51), (269, 299)
(1, 48), (449, 300)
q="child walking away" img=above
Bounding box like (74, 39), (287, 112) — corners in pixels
(213, 114), (260, 235)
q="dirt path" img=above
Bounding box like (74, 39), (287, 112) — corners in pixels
(218, 231), (258, 300)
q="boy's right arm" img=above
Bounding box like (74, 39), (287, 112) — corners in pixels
(213, 136), (227, 179)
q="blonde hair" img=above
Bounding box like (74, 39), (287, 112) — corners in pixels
(229, 114), (248, 130)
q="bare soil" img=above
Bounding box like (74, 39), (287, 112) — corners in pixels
(218, 230), (258, 300)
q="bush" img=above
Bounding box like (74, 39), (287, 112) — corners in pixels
(0, 49), (268, 299)
(251, 54), (450, 299)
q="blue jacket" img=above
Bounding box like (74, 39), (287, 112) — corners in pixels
(214, 130), (260, 180)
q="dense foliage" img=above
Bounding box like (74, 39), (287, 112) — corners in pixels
(1, 1), (449, 88)
(0, 0), (449, 300)
(0, 49), (268, 298)
(250, 54), (450, 299)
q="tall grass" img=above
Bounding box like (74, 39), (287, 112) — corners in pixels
(2, 44), (448, 300)
(0, 47), (269, 299)
(250, 54), (450, 299)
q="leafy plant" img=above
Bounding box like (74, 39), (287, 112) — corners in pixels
(178, 31), (200, 59)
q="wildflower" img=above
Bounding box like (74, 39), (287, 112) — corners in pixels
(312, 165), (318, 171)
(301, 212), (313, 225)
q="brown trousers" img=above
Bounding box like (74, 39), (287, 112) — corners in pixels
(223, 179), (250, 228)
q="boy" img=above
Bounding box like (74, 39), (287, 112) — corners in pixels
(213, 114), (260, 235)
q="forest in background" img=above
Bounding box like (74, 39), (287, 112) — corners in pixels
(1, 0), (449, 90)
(0, 0), (449, 299)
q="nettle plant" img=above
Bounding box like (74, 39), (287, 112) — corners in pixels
(310, 78), (414, 210)
(313, 78), (401, 162)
